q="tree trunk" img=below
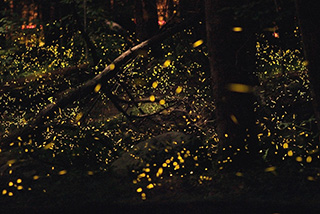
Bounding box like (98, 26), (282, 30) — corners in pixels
(134, 0), (159, 41)
(205, 0), (261, 168)
(295, 0), (320, 135)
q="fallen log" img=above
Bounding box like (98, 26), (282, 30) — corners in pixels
(0, 17), (197, 149)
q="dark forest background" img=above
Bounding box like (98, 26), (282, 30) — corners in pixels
(1, 0), (320, 213)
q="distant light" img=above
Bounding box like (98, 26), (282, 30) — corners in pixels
(158, 20), (166, 26)
(273, 32), (279, 38)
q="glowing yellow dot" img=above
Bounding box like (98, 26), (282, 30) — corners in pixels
(232, 27), (243, 32)
(192, 40), (203, 48)
(33, 175), (39, 180)
(306, 156), (312, 163)
(8, 182), (13, 187)
(156, 167), (163, 177)
(307, 176), (315, 181)
(109, 63), (115, 70)
(141, 193), (146, 200)
(175, 86), (182, 94)
(265, 166), (276, 172)
(296, 157), (303, 162)
(152, 81), (158, 88)
(159, 99), (165, 105)
(163, 60), (171, 68)
(8, 192), (13, 196)
(138, 173), (146, 178)
(2, 189), (7, 195)
(17, 178), (22, 184)
(7, 159), (16, 165)
(87, 171), (94, 175)
(287, 150), (293, 157)
(144, 168), (150, 173)
(235, 172), (243, 177)
(17, 185), (23, 190)
(44, 142), (54, 150)
(283, 143), (288, 149)
(149, 95), (156, 102)
(230, 115), (238, 124)
(226, 83), (253, 93)
(302, 60), (309, 66)
(136, 187), (143, 193)
(147, 184), (154, 189)
(75, 112), (83, 122)
(162, 163), (167, 167)
(58, 170), (67, 175)
(94, 84), (101, 93)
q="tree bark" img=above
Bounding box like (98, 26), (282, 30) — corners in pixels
(134, 0), (159, 41)
(205, 0), (261, 168)
(295, 0), (320, 135)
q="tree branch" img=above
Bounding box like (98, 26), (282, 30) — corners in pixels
(0, 17), (198, 149)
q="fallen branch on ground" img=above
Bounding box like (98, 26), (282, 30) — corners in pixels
(0, 16), (199, 149)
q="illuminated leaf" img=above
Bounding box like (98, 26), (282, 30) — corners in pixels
(226, 83), (253, 93)
(287, 150), (293, 157)
(94, 84), (101, 93)
(8, 182), (13, 187)
(296, 157), (302, 162)
(136, 187), (142, 193)
(17, 186), (23, 190)
(33, 175), (39, 180)
(283, 143), (288, 149)
(17, 179), (22, 184)
(192, 40), (203, 48)
(2, 189), (7, 195)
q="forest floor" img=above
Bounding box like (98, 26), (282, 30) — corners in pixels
(1, 64), (320, 213)
(1, 135), (320, 214)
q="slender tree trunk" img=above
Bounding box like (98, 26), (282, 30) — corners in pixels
(295, 0), (320, 135)
(205, 0), (261, 168)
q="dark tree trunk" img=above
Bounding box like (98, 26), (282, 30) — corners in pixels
(205, 0), (261, 168)
(134, 0), (159, 41)
(295, 0), (320, 135)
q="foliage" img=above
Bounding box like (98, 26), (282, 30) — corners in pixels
(1, 0), (320, 211)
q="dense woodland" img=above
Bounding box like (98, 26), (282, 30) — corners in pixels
(1, 0), (320, 213)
